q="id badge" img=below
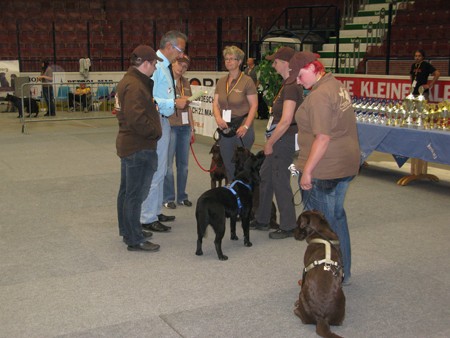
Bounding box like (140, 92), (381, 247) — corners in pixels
(266, 115), (274, 130)
(222, 109), (231, 122)
(181, 111), (189, 124)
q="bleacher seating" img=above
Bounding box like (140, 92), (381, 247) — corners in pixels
(0, 0), (448, 74)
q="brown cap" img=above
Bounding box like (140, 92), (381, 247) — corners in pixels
(265, 47), (295, 62)
(176, 54), (191, 65)
(131, 45), (162, 62)
(287, 51), (320, 83)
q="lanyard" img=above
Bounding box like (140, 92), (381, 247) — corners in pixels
(226, 72), (243, 96)
(273, 85), (284, 104)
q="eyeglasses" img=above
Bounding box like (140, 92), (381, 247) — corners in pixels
(224, 57), (239, 62)
(171, 43), (184, 53)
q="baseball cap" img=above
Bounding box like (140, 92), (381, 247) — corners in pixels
(287, 51), (320, 83)
(131, 45), (162, 62)
(265, 46), (295, 62)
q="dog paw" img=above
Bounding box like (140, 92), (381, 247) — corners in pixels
(230, 234), (239, 240)
(244, 241), (252, 247)
(218, 255), (228, 261)
(195, 250), (203, 256)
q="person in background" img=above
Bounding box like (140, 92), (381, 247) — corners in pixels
(244, 57), (259, 87)
(0, 72), (10, 88)
(68, 83), (91, 112)
(213, 45), (258, 181)
(163, 55), (195, 209)
(140, 30), (189, 232)
(291, 51), (360, 285)
(37, 60), (56, 116)
(410, 49), (440, 100)
(116, 45), (162, 252)
(250, 47), (303, 240)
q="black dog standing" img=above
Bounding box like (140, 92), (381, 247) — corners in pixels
(6, 93), (39, 118)
(195, 151), (265, 260)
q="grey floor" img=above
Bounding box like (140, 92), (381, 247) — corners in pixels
(1, 112), (450, 338)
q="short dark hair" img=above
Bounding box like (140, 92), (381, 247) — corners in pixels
(415, 49), (426, 58)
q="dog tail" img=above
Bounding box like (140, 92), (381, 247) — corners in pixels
(316, 318), (342, 338)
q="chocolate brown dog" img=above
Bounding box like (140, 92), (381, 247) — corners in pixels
(196, 151), (265, 260)
(294, 210), (345, 338)
(209, 143), (228, 189)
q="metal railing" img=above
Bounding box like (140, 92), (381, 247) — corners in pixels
(20, 81), (118, 133)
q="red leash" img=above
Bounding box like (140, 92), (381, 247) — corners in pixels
(190, 143), (217, 173)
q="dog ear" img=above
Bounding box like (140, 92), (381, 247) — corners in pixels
(299, 211), (315, 229)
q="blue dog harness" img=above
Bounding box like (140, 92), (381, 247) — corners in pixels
(225, 180), (252, 211)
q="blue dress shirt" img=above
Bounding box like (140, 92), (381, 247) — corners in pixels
(152, 50), (176, 117)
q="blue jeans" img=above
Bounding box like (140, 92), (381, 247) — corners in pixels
(141, 116), (170, 223)
(42, 86), (55, 116)
(163, 125), (191, 204)
(117, 149), (158, 246)
(299, 175), (355, 281)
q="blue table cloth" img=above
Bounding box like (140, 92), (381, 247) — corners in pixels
(357, 123), (450, 166)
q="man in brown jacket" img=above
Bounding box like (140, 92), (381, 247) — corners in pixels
(116, 45), (163, 252)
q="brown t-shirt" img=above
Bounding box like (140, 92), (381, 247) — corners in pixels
(168, 76), (192, 127)
(214, 72), (257, 118)
(272, 80), (303, 134)
(294, 73), (360, 179)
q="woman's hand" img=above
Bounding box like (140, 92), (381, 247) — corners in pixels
(264, 143), (273, 156)
(215, 117), (228, 130)
(236, 125), (248, 138)
(300, 172), (313, 190)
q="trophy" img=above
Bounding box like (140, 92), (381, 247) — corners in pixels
(378, 100), (386, 125)
(397, 103), (406, 127)
(403, 93), (416, 127)
(385, 103), (394, 126)
(425, 104), (434, 130)
(441, 104), (449, 131)
(414, 87), (427, 129)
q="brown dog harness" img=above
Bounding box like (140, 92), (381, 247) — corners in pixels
(304, 238), (341, 274)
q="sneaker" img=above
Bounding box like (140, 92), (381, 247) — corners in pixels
(269, 229), (294, 239)
(250, 220), (270, 231)
(163, 201), (176, 209)
(178, 199), (192, 207)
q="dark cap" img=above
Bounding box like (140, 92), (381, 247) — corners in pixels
(176, 55), (191, 65)
(265, 47), (295, 62)
(131, 45), (162, 62)
(287, 51), (320, 83)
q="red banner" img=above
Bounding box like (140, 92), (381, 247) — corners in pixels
(335, 75), (450, 102)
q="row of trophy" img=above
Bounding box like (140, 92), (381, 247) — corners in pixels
(353, 89), (449, 131)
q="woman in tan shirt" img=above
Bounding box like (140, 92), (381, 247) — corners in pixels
(213, 45), (258, 181)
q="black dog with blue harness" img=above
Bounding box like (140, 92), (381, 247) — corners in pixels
(195, 151), (265, 260)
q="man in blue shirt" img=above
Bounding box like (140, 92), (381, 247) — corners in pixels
(141, 30), (189, 232)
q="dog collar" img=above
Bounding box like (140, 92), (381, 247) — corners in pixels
(304, 238), (341, 274)
(226, 180), (252, 211)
